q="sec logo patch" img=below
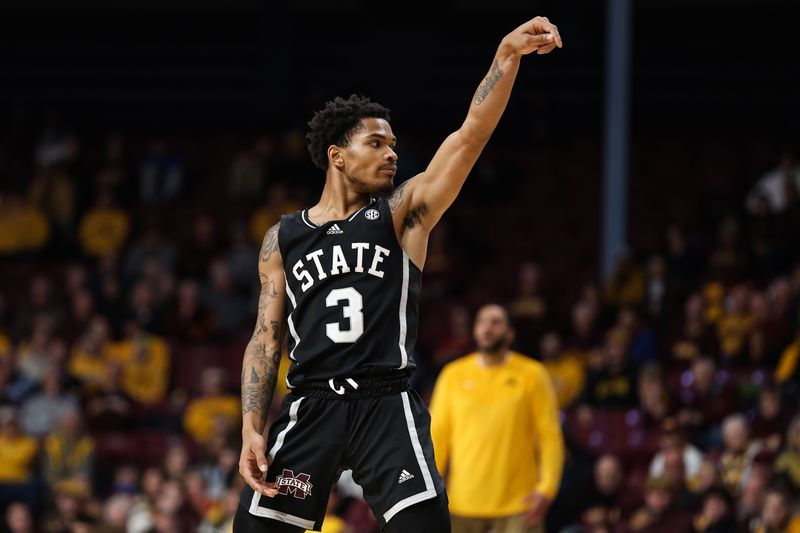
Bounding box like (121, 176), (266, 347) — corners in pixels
(365, 209), (380, 220)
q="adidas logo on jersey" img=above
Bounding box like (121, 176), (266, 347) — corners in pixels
(326, 224), (344, 235)
(398, 469), (414, 484)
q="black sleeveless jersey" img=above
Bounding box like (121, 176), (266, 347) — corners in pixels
(277, 197), (421, 387)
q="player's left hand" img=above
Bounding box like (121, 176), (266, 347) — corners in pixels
(522, 492), (552, 526)
(501, 16), (563, 57)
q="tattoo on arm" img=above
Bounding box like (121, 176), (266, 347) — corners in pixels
(388, 181), (407, 214)
(472, 59), (504, 105)
(242, 226), (284, 426)
(260, 223), (280, 263)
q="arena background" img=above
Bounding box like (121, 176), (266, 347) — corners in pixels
(1, 0), (800, 531)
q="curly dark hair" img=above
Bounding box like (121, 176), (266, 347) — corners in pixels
(305, 94), (391, 171)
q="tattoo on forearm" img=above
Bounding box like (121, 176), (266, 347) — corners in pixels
(388, 182), (407, 214)
(259, 222), (280, 263)
(473, 59), (504, 105)
(241, 262), (284, 424)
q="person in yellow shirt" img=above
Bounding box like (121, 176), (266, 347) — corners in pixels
(0, 192), (49, 255)
(111, 328), (170, 406)
(539, 331), (584, 410)
(68, 316), (114, 392)
(0, 406), (38, 484)
(77, 191), (130, 257)
(184, 367), (241, 444)
(430, 304), (564, 533)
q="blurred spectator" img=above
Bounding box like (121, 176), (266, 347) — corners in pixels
(625, 476), (692, 532)
(165, 280), (218, 343)
(645, 254), (676, 324)
(430, 304), (564, 531)
(0, 192), (49, 256)
(637, 365), (675, 429)
(565, 299), (602, 356)
(17, 317), (65, 385)
(111, 325), (170, 407)
(649, 430), (705, 486)
(14, 275), (58, 342)
(539, 331), (585, 410)
(102, 492), (134, 532)
(509, 261), (551, 355)
(691, 486), (736, 533)
(202, 259), (249, 337)
(19, 363), (78, 437)
(753, 487), (800, 533)
(28, 166), (76, 243)
(78, 191), (130, 257)
(62, 288), (96, 344)
(616, 305), (659, 366)
(93, 132), (131, 202)
(775, 415), (800, 493)
(581, 454), (638, 526)
(123, 218), (177, 281)
(43, 408), (95, 490)
(228, 135), (275, 202)
(139, 139), (185, 205)
(580, 329), (638, 408)
(708, 215), (749, 284)
(749, 384), (791, 454)
(676, 357), (738, 442)
(718, 413), (761, 498)
(0, 407), (39, 508)
(431, 304), (473, 368)
(717, 284), (755, 364)
(177, 214), (224, 281)
(127, 466), (163, 533)
(665, 293), (720, 366)
(603, 248), (645, 310)
(68, 317), (114, 393)
(227, 221), (260, 293)
(0, 350), (36, 405)
(249, 182), (301, 245)
(82, 362), (136, 432)
(746, 150), (800, 214)
(183, 367), (240, 445)
(4, 502), (34, 533)
(125, 282), (164, 334)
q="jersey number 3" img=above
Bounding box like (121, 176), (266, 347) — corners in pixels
(325, 287), (364, 343)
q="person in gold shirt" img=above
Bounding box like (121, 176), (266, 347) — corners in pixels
(430, 304), (564, 533)
(77, 191), (130, 257)
(183, 367), (241, 444)
(110, 326), (170, 406)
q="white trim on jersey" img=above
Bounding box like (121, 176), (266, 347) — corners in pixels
(347, 201), (372, 221)
(383, 392), (437, 523)
(301, 210), (315, 228)
(284, 281), (301, 367)
(249, 397), (312, 529)
(396, 253), (410, 369)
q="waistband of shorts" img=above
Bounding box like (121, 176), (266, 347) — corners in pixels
(289, 372), (411, 400)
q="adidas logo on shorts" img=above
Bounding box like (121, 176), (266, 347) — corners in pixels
(326, 224), (344, 235)
(398, 469), (414, 484)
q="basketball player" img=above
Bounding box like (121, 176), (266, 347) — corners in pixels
(234, 16), (563, 533)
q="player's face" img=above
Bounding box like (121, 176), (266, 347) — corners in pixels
(473, 305), (513, 353)
(340, 118), (398, 194)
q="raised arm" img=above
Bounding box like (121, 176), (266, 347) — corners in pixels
(390, 17), (562, 255)
(238, 222), (286, 498)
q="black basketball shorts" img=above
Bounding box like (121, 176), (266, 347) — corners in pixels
(238, 387), (446, 531)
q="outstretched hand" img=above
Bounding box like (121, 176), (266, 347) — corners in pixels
(239, 430), (279, 498)
(502, 16), (563, 56)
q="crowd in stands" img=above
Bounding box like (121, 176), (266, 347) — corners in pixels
(0, 121), (799, 532)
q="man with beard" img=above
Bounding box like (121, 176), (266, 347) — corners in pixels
(430, 304), (564, 532)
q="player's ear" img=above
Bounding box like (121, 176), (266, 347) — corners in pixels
(506, 326), (516, 346)
(328, 145), (345, 170)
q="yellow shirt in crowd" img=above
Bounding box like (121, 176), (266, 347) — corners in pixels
(0, 205), (49, 254)
(543, 354), (585, 410)
(69, 345), (114, 391)
(78, 208), (130, 256)
(183, 395), (241, 443)
(0, 434), (38, 483)
(111, 336), (170, 406)
(430, 352), (564, 517)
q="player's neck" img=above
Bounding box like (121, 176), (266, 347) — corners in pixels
(310, 177), (372, 222)
(478, 349), (510, 366)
